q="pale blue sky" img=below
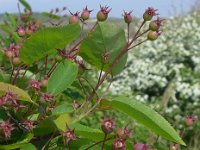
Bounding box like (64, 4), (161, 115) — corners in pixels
(0, 0), (196, 17)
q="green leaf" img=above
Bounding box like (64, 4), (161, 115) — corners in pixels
(0, 82), (34, 103)
(80, 22), (127, 75)
(52, 103), (74, 116)
(0, 133), (33, 150)
(33, 119), (55, 136)
(5, 13), (17, 27)
(69, 123), (104, 141)
(42, 12), (61, 20)
(47, 60), (78, 95)
(19, 0), (32, 11)
(20, 143), (36, 150)
(53, 113), (71, 131)
(19, 24), (80, 64)
(109, 96), (186, 146)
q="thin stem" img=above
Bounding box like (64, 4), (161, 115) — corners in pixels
(17, 3), (22, 19)
(12, 65), (21, 85)
(47, 62), (57, 77)
(89, 21), (98, 33)
(41, 131), (57, 150)
(9, 58), (14, 83)
(86, 77), (113, 116)
(101, 133), (107, 150)
(44, 55), (48, 74)
(78, 78), (89, 99)
(68, 142), (71, 150)
(97, 65), (104, 86)
(80, 77), (99, 99)
(85, 136), (114, 150)
(127, 23), (130, 41)
(153, 135), (159, 146)
(80, 21), (85, 37)
(22, 67), (28, 78)
(128, 39), (148, 51)
(70, 22), (97, 51)
(132, 29), (150, 42)
(133, 20), (145, 39)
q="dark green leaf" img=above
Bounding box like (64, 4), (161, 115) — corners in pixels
(47, 60), (78, 95)
(19, 24), (80, 64)
(33, 119), (55, 136)
(19, 0), (32, 11)
(109, 96), (186, 146)
(80, 22), (127, 75)
(0, 133), (33, 150)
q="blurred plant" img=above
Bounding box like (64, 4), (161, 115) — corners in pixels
(0, 1), (187, 149)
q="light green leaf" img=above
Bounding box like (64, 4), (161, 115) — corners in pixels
(47, 60), (78, 95)
(20, 143), (36, 150)
(0, 133), (33, 150)
(109, 96), (186, 146)
(0, 82), (34, 103)
(19, 0), (32, 11)
(52, 103), (74, 116)
(19, 24), (80, 64)
(53, 113), (71, 131)
(80, 22), (127, 75)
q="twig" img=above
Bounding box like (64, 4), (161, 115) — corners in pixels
(127, 39), (148, 51)
(80, 77), (99, 99)
(47, 62), (57, 77)
(127, 23), (130, 41)
(133, 20), (145, 39)
(44, 55), (48, 74)
(85, 136), (114, 150)
(101, 133), (107, 150)
(78, 78), (89, 99)
(12, 65), (21, 85)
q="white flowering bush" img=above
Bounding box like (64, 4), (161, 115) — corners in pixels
(109, 11), (200, 148)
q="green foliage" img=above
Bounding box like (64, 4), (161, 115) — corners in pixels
(0, 133), (33, 150)
(0, 82), (33, 103)
(47, 60), (78, 95)
(20, 143), (37, 150)
(70, 123), (105, 141)
(51, 103), (74, 116)
(109, 96), (186, 145)
(0, 4), (187, 149)
(19, 24), (81, 64)
(80, 22), (127, 75)
(19, 0), (32, 12)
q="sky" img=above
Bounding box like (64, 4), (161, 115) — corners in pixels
(0, 0), (196, 18)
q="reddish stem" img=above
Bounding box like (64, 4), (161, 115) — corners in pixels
(82, 21), (147, 114)
(12, 65), (21, 85)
